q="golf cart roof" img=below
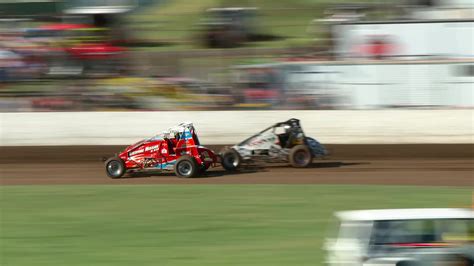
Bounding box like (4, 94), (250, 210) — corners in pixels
(335, 208), (474, 222)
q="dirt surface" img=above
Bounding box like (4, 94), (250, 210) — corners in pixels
(1, 145), (473, 186)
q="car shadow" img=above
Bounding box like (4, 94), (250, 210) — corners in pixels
(201, 167), (264, 178)
(269, 161), (370, 169)
(123, 166), (263, 179)
(309, 161), (370, 168)
(120, 162), (367, 179)
(124, 172), (176, 178)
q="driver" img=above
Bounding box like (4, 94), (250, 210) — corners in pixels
(162, 130), (171, 139)
(277, 125), (292, 148)
(284, 124), (303, 148)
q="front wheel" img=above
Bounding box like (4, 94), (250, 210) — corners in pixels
(221, 149), (241, 171)
(289, 145), (312, 168)
(174, 155), (198, 178)
(105, 157), (126, 178)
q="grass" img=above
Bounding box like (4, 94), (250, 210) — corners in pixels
(0, 185), (471, 266)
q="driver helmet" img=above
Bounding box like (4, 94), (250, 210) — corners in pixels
(162, 130), (171, 139)
(284, 125), (291, 134)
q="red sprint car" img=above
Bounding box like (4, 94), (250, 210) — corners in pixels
(104, 122), (219, 178)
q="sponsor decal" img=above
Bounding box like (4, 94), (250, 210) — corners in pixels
(154, 160), (176, 170)
(129, 149), (144, 156)
(351, 34), (400, 59)
(161, 148), (167, 154)
(144, 145), (159, 152)
(249, 135), (276, 146)
(183, 131), (193, 139)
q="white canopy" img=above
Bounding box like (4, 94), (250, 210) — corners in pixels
(336, 208), (474, 222)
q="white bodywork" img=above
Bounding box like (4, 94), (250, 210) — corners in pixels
(233, 131), (282, 160)
(230, 119), (327, 163)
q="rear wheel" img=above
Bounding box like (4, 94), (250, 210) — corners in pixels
(105, 157), (126, 178)
(222, 149), (241, 171)
(174, 156), (198, 178)
(289, 145), (312, 168)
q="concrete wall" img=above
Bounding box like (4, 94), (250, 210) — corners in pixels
(1, 110), (472, 146)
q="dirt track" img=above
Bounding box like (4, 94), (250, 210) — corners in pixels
(1, 145), (473, 186)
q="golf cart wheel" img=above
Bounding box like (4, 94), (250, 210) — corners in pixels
(105, 157), (126, 179)
(221, 149), (241, 171)
(174, 155), (198, 178)
(289, 145), (312, 168)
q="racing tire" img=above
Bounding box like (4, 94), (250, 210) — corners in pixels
(174, 155), (198, 178)
(221, 149), (241, 171)
(289, 145), (312, 168)
(105, 157), (126, 179)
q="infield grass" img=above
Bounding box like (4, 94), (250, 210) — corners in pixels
(0, 185), (470, 266)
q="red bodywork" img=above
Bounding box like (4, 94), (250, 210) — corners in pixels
(117, 127), (218, 172)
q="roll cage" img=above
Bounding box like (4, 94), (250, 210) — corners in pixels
(148, 122), (201, 146)
(237, 118), (305, 147)
(169, 122), (201, 146)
